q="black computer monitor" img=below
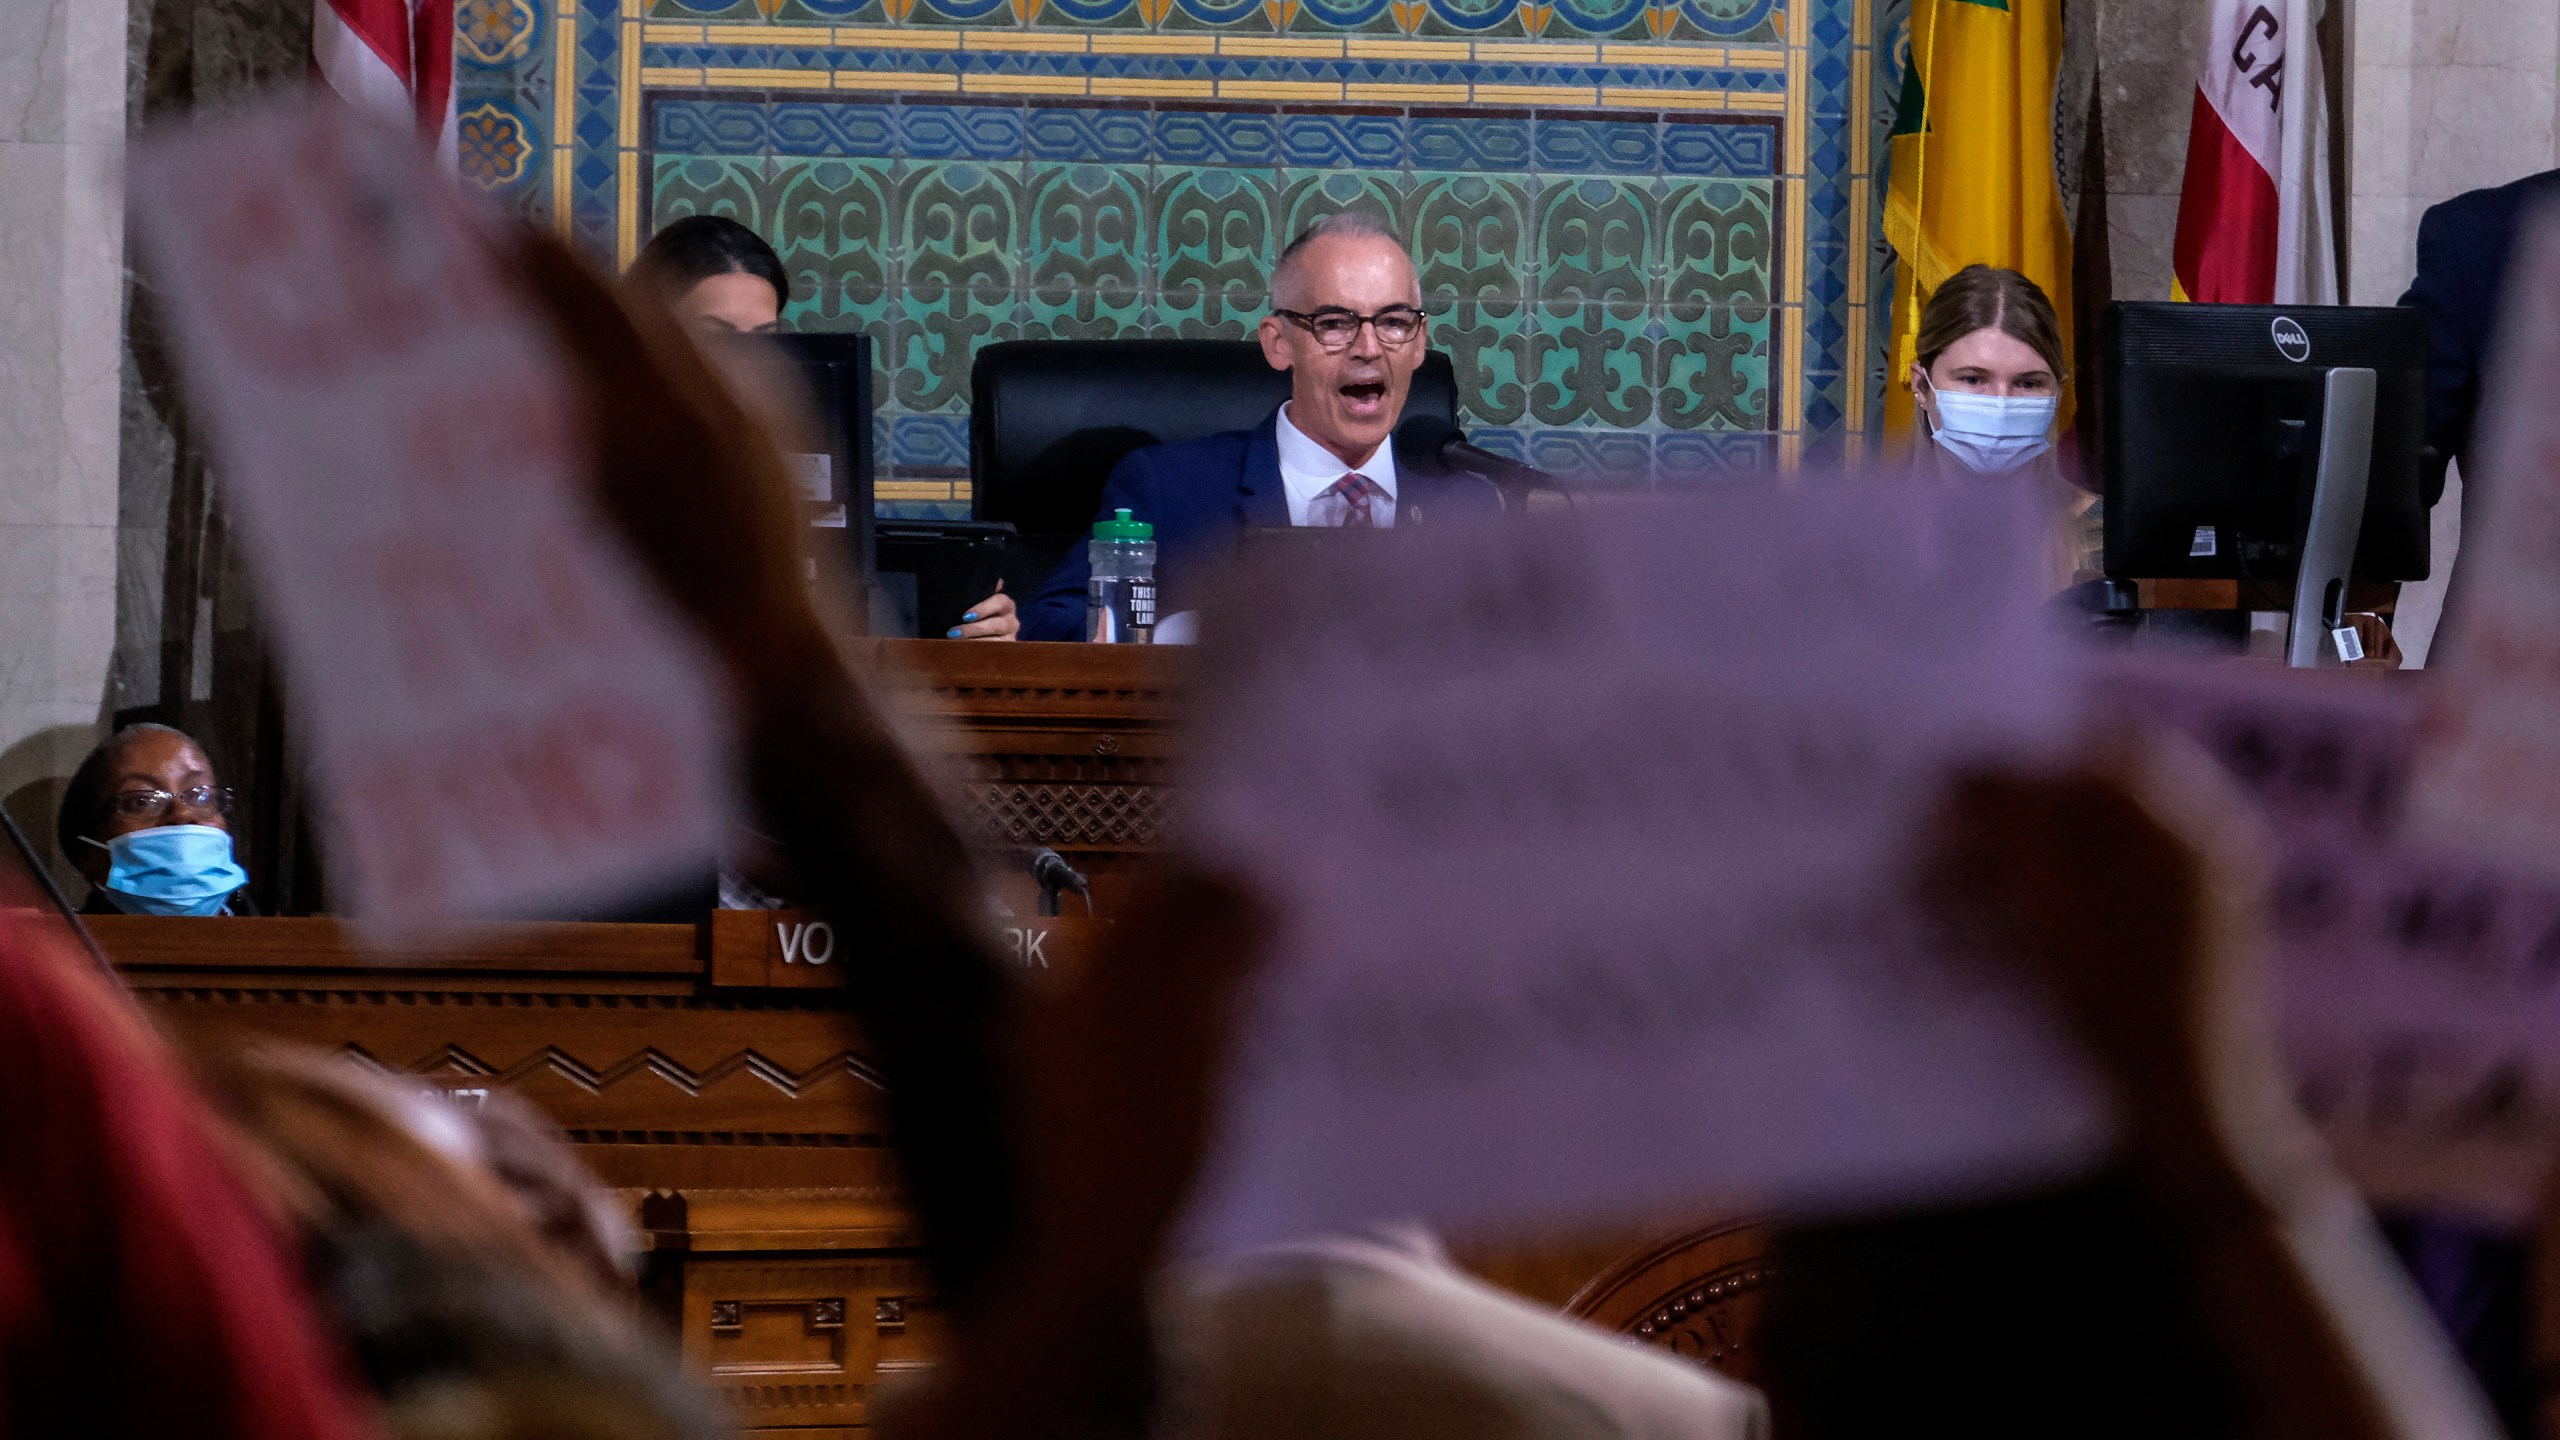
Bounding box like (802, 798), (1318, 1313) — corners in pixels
(872, 518), (1015, 638)
(768, 332), (877, 594)
(2099, 302), (2432, 583)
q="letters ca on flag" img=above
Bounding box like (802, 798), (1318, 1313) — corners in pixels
(2172, 0), (2336, 305)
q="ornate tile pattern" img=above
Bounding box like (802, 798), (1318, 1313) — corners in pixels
(455, 0), (1873, 512)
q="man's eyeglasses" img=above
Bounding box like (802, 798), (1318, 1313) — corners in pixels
(1273, 306), (1426, 351)
(107, 785), (235, 822)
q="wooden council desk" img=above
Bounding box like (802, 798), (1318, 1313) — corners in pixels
(859, 638), (1178, 890)
(96, 640), (1769, 1436)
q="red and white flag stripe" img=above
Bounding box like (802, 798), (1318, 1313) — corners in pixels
(2171, 0), (2336, 305)
(313, 0), (458, 170)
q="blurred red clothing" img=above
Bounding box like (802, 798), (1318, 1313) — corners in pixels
(0, 893), (377, 1440)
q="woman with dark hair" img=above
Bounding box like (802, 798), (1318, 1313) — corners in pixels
(629, 214), (790, 335)
(56, 722), (254, 916)
(626, 215), (1019, 638)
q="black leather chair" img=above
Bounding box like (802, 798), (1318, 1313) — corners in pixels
(969, 339), (1459, 595)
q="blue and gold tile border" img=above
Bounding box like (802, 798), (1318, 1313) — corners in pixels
(454, 0), (1874, 496)
(650, 0), (1784, 42)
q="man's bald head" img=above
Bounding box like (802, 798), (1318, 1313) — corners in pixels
(1268, 213), (1420, 313)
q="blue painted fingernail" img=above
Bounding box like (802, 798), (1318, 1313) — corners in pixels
(945, 627), (963, 638)
(961, 611), (978, 622)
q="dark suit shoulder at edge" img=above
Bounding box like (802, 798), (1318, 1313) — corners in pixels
(2424, 168), (2560, 230)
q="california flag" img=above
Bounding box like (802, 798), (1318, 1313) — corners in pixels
(2170, 0), (2336, 305)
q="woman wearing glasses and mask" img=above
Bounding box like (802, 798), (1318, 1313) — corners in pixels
(56, 723), (254, 916)
(1907, 264), (2097, 592)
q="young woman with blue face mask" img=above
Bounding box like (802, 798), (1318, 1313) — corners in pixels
(1909, 264), (2093, 587)
(57, 723), (253, 917)
(1909, 264), (2068, 476)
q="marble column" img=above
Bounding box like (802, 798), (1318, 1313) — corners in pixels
(2093, 0), (2213, 305)
(0, 0), (128, 882)
(2347, 0), (2560, 307)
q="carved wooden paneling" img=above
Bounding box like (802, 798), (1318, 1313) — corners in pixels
(104, 916), (937, 1430)
(1566, 1220), (1775, 1388)
(861, 639), (1179, 864)
(859, 638), (1176, 724)
(88, 913), (699, 972)
(137, 995), (893, 1139)
(965, 754), (1171, 785)
(104, 917), (899, 1182)
(964, 779), (1171, 850)
(676, 1253), (943, 1431)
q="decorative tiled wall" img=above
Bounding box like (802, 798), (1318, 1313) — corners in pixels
(453, 0), (1879, 512)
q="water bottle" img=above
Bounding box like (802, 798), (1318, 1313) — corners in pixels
(1085, 508), (1157, 644)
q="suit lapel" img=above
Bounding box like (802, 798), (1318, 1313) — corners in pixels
(1402, 466), (1442, 527)
(1399, 464), (1501, 525)
(1237, 410), (1290, 530)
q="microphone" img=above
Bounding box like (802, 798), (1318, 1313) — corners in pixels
(1029, 847), (1087, 895)
(1394, 414), (1558, 493)
(1026, 846), (1088, 917)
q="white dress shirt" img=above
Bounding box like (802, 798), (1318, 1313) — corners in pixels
(1275, 403), (1399, 528)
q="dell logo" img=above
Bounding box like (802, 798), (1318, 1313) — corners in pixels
(2271, 315), (2312, 363)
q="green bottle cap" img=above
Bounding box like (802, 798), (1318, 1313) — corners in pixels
(1092, 507), (1153, 542)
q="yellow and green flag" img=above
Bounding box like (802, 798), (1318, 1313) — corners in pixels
(1881, 0), (2075, 446)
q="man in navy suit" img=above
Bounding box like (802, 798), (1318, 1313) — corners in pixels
(2401, 168), (2560, 504)
(2387, 166), (2560, 1440)
(1017, 214), (1502, 642)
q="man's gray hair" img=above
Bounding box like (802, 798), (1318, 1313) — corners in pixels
(1270, 212), (1414, 311)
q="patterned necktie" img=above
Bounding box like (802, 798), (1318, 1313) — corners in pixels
(1315, 472), (1383, 528)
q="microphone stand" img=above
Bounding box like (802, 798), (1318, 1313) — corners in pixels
(1027, 847), (1091, 918)
(1395, 416), (1567, 512)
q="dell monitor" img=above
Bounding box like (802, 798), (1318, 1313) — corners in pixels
(2099, 302), (2433, 587)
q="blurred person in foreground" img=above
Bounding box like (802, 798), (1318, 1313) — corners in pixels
(2387, 167), (2560, 1426)
(1017, 213), (1502, 641)
(56, 721), (254, 916)
(0, 890), (372, 1438)
(628, 214), (1017, 641)
(2, 841), (716, 1440)
(1762, 741), (2487, 1438)
(197, 1043), (722, 1440)
(510, 219), (2488, 1439)
(1165, 1223), (1770, 1440)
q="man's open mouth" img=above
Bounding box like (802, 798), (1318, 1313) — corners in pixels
(1340, 380), (1387, 405)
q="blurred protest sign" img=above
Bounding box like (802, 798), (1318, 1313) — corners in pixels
(1177, 486), (2114, 1251)
(128, 101), (734, 938)
(2406, 204), (2560, 875)
(2102, 660), (2560, 1229)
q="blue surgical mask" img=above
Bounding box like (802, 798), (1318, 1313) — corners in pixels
(85, 824), (248, 917)
(1925, 377), (2057, 474)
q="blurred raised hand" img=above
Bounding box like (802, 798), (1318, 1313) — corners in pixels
(509, 229), (1270, 1439)
(1768, 741), (2492, 1440)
